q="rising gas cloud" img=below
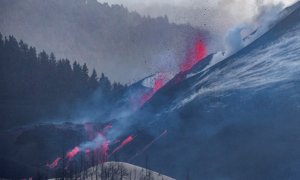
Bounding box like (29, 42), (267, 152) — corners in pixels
(98, 0), (297, 50)
(46, 0), (299, 172)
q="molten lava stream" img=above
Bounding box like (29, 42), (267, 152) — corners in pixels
(140, 74), (166, 106)
(66, 146), (80, 160)
(110, 135), (134, 155)
(139, 40), (206, 106)
(180, 40), (206, 72)
(47, 157), (62, 169)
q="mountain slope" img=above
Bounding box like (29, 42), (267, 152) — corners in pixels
(1, 2), (300, 180)
(142, 1), (300, 115)
(126, 3), (300, 179)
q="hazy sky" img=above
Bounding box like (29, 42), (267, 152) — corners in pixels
(95, 0), (298, 82)
(97, 0), (297, 39)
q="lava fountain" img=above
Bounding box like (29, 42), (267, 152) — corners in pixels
(138, 39), (207, 106)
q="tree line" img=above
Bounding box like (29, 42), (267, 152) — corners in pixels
(0, 0), (203, 83)
(0, 33), (127, 129)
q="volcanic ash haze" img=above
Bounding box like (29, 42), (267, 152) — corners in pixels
(0, 0), (206, 83)
(1, 0), (300, 180)
(99, 0), (298, 51)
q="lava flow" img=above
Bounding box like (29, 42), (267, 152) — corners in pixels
(140, 73), (167, 106)
(111, 135), (134, 155)
(46, 123), (113, 169)
(45, 39), (206, 171)
(66, 146), (80, 160)
(99, 140), (109, 163)
(138, 39), (206, 106)
(47, 157), (62, 169)
(180, 40), (206, 72)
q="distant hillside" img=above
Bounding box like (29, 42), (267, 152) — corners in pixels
(0, 34), (126, 129)
(0, 0), (206, 83)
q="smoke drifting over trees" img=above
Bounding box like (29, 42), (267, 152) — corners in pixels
(0, 34), (126, 129)
(0, 0), (205, 83)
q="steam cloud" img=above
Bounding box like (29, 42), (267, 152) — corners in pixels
(86, 0), (299, 142)
(97, 0), (298, 82)
(98, 0), (297, 52)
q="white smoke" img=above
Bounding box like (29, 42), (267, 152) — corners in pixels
(206, 0), (296, 70)
(79, 133), (106, 150)
(174, 18), (300, 110)
(96, 0), (298, 91)
(98, 0), (297, 59)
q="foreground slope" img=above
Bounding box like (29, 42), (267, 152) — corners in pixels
(126, 2), (300, 179)
(74, 162), (175, 180)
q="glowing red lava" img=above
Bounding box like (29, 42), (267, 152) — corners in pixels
(100, 140), (109, 162)
(121, 135), (134, 146)
(66, 146), (80, 160)
(46, 39), (206, 170)
(111, 135), (134, 154)
(46, 124), (117, 169)
(140, 74), (166, 106)
(47, 157), (62, 169)
(138, 40), (206, 107)
(180, 40), (206, 72)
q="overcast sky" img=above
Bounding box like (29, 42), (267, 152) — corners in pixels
(97, 0), (296, 40)
(94, 0), (298, 82)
